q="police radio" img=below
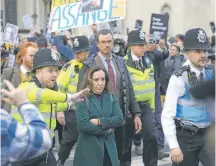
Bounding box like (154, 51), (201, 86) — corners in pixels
(74, 65), (79, 74)
(188, 72), (199, 85)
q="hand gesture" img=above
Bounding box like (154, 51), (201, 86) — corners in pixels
(70, 88), (91, 102)
(56, 112), (65, 125)
(134, 115), (142, 134)
(90, 119), (98, 125)
(158, 39), (166, 49)
(171, 147), (183, 163)
(0, 80), (28, 107)
(80, 88), (91, 97)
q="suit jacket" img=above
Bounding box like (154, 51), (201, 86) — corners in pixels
(1, 66), (21, 113)
(73, 92), (124, 166)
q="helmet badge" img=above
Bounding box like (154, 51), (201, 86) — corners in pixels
(74, 38), (79, 47)
(197, 30), (207, 43)
(139, 31), (145, 40)
(51, 51), (59, 61)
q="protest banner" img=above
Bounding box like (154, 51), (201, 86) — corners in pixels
(22, 14), (33, 28)
(7, 54), (16, 68)
(49, 0), (126, 32)
(3, 23), (19, 44)
(149, 13), (169, 39)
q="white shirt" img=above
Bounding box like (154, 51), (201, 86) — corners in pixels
(161, 60), (205, 150)
(98, 52), (117, 83)
(131, 52), (142, 62)
(131, 52), (143, 68)
(20, 65), (31, 75)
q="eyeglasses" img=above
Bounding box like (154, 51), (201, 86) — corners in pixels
(99, 40), (113, 45)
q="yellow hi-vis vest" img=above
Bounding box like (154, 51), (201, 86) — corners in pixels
(126, 62), (156, 110)
(11, 82), (68, 134)
(57, 59), (83, 94)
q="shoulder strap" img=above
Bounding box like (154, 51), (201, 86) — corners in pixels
(173, 65), (190, 77)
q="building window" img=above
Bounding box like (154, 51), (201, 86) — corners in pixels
(4, 0), (17, 25)
(161, 3), (171, 15)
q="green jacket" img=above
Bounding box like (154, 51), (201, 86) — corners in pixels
(73, 92), (124, 166)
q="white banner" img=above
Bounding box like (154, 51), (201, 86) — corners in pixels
(49, 0), (126, 32)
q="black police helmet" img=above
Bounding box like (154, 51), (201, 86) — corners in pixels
(72, 35), (90, 54)
(127, 30), (147, 46)
(184, 28), (210, 51)
(32, 48), (61, 72)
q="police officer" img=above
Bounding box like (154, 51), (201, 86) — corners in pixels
(162, 28), (215, 166)
(11, 48), (90, 166)
(125, 29), (158, 166)
(56, 36), (90, 166)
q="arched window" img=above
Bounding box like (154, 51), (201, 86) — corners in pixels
(161, 3), (171, 15)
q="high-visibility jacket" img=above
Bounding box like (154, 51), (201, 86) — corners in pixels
(11, 81), (69, 133)
(57, 59), (83, 94)
(125, 56), (155, 110)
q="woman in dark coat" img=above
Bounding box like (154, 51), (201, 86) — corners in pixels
(73, 67), (124, 166)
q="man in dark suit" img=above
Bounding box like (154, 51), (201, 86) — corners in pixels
(77, 29), (142, 166)
(1, 42), (38, 113)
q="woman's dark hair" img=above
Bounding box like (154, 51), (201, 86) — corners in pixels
(171, 44), (181, 53)
(84, 67), (109, 92)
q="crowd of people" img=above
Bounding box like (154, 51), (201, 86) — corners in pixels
(1, 24), (215, 166)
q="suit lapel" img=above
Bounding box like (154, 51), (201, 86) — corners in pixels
(89, 93), (104, 116)
(12, 66), (21, 87)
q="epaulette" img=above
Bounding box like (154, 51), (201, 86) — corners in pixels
(173, 65), (190, 77)
(62, 62), (71, 71)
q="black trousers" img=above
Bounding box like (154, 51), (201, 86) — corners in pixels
(12, 151), (56, 166)
(133, 102), (158, 166)
(115, 117), (134, 166)
(103, 144), (112, 166)
(58, 111), (78, 163)
(173, 127), (215, 166)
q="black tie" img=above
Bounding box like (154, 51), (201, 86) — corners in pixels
(139, 59), (143, 70)
(199, 72), (204, 83)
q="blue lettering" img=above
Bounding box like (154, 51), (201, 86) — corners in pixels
(97, 10), (108, 22)
(51, 7), (61, 31)
(67, 4), (77, 28)
(76, 4), (86, 26)
(109, 0), (120, 20)
(89, 11), (97, 24)
(61, 5), (70, 29)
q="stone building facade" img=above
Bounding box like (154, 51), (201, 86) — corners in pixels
(1, 0), (215, 37)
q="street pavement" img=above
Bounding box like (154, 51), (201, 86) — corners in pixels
(53, 131), (173, 166)
(53, 132), (202, 166)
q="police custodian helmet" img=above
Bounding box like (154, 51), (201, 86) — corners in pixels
(72, 35), (90, 54)
(127, 29), (147, 46)
(183, 28), (210, 51)
(33, 48), (61, 72)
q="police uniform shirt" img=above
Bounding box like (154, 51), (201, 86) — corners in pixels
(161, 60), (206, 150)
(131, 52), (143, 69)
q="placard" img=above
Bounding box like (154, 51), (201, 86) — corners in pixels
(49, 0), (126, 32)
(22, 14), (33, 28)
(3, 23), (19, 44)
(149, 13), (169, 39)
